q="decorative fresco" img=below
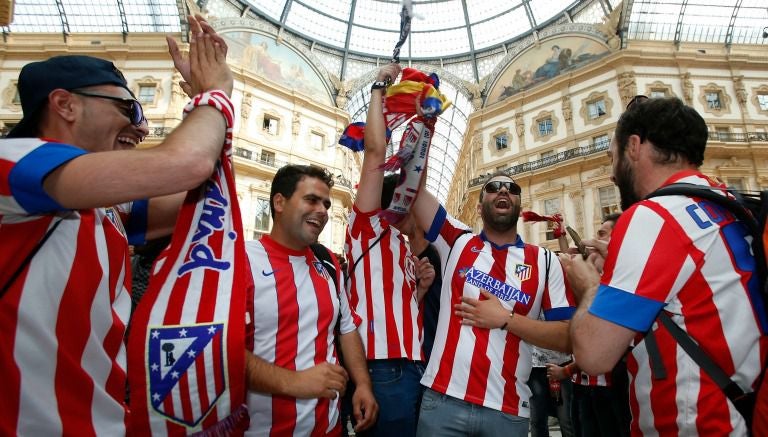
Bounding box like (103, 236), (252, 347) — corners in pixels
(487, 35), (609, 104)
(222, 31), (332, 104)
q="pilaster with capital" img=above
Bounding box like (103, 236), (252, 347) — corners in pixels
(241, 92), (252, 122)
(567, 189), (585, 232)
(681, 73), (694, 106)
(515, 112), (525, 149)
(617, 72), (637, 108)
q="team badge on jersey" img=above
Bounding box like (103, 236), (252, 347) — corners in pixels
(313, 261), (331, 281)
(147, 323), (226, 427)
(514, 263), (532, 281)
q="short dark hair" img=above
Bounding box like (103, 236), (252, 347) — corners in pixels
(602, 212), (622, 224)
(479, 170), (518, 201)
(270, 164), (333, 218)
(381, 173), (400, 210)
(615, 97), (707, 166)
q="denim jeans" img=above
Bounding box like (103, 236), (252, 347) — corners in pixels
(417, 388), (529, 437)
(528, 367), (575, 437)
(356, 359), (424, 437)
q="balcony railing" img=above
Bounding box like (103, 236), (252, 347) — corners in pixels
(469, 140), (610, 187)
(467, 131), (768, 188)
(708, 131), (768, 142)
(232, 146), (354, 189)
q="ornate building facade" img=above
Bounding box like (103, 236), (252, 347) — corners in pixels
(446, 37), (768, 250)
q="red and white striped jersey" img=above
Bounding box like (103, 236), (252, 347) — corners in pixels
(0, 139), (137, 435)
(344, 206), (423, 361)
(590, 170), (768, 436)
(245, 236), (359, 436)
(572, 371), (610, 387)
(421, 206), (575, 418)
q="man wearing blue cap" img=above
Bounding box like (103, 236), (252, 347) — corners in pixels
(0, 16), (233, 435)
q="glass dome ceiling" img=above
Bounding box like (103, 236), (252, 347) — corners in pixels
(250, 0), (581, 59)
(4, 0), (766, 203)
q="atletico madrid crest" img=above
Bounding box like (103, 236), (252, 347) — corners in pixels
(514, 263), (532, 281)
(147, 322), (226, 427)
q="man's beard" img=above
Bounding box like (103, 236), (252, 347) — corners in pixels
(481, 199), (520, 233)
(616, 154), (640, 210)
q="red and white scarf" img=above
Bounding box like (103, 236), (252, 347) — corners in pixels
(127, 91), (253, 435)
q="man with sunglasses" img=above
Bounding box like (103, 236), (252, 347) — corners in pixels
(363, 82), (575, 434)
(562, 97), (766, 435)
(0, 16), (234, 435)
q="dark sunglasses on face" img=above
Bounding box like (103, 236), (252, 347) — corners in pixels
(625, 94), (649, 111)
(483, 180), (521, 195)
(70, 90), (145, 126)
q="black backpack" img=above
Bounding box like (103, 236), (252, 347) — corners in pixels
(643, 183), (768, 430)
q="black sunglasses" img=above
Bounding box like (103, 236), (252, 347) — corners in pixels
(483, 180), (521, 195)
(70, 90), (145, 126)
(625, 94), (649, 111)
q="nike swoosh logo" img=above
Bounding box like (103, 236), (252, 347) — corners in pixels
(470, 246), (484, 253)
(262, 269), (280, 276)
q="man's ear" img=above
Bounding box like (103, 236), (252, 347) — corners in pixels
(48, 89), (79, 123)
(273, 193), (286, 215)
(626, 134), (643, 162)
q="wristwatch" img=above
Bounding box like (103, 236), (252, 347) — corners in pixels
(371, 80), (387, 91)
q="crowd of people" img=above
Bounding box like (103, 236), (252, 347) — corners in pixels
(1, 14), (766, 437)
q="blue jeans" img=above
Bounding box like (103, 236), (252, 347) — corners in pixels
(356, 359), (424, 437)
(417, 388), (529, 437)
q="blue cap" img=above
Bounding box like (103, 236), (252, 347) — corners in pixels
(8, 55), (130, 138)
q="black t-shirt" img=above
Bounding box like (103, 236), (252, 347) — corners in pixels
(418, 244), (442, 362)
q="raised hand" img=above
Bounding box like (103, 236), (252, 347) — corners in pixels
(558, 253), (601, 302)
(376, 63), (402, 85)
(167, 14), (232, 97)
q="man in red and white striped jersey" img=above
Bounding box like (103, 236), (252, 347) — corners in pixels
(0, 18), (234, 436)
(363, 70), (575, 435)
(344, 63), (437, 436)
(244, 165), (378, 436)
(564, 97), (768, 435)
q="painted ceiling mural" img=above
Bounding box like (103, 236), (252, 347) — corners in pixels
(487, 35), (610, 104)
(222, 30), (333, 105)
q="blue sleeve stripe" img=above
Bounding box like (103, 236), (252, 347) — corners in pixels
(125, 199), (149, 246)
(589, 284), (666, 332)
(544, 306), (576, 321)
(10, 143), (86, 214)
(425, 205), (447, 243)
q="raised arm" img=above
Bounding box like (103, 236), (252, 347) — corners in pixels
(43, 15), (234, 210)
(354, 63), (401, 213)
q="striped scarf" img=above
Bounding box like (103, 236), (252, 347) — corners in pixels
(127, 91), (252, 435)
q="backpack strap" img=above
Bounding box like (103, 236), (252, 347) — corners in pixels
(310, 243), (339, 293)
(1, 217), (63, 300)
(543, 248), (551, 292)
(345, 227), (390, 286)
